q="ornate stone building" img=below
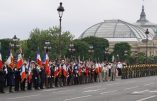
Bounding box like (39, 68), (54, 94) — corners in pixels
(80, 4), (157, 56)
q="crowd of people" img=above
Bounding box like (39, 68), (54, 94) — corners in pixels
(0, 58), (124, 94)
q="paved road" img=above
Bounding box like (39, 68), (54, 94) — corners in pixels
(1, 76), (157, 101)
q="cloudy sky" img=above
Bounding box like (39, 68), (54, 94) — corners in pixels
(0, 0), (156, 40)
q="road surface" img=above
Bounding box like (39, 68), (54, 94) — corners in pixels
(1, 76), (157, 101)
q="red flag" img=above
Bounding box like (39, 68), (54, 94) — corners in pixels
(43, 53), (50, 76)
(16, 52), (23, 69)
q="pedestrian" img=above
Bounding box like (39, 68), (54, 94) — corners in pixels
(20, 62), (27, 91)
(32, 63), (40, 90)
(27, 61), (33, 90)
(14, 68), (20, 91)
(110, 62), (117, 81)
(39, 66), (45, 89)
(0, 67), (5, 93)
(7, 66), (14, 93)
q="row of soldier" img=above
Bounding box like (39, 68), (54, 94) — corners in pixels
(0, 59), (120, 93)
(121, 64), (157, 79)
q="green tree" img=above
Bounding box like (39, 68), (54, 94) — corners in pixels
(81, 36), (109, 61)
(72, 39), (89, 61)
(113, 42), (131, 62)
(26, 26), (73, 60)
(0, 39), (12, 62)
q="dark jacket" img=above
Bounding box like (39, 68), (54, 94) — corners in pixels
(39, 68), (45, 82)
(0, 70), (5, 82)
(7, 67), (15, 86)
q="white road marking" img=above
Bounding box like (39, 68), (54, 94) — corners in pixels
(8, 94), (40, 100)
(100, 90), (118, 95)
(53, 89), (75, 94)
(143, 83), (154, 86)
(149, 90), (157, 93)
(107, 83), (119, 86)
(136, 95), (157, 101)
(63, 95), (92, 101)
(124, 86), (139, 90)
(83, 85), (101, 89)
(39, 88), (60, 92)
(132, 90), (149, 94)
(83, 88), (106, 93)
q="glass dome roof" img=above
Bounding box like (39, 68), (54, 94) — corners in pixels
(80, 20), (153, 42)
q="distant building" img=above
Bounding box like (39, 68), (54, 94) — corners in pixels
(80, 4), (157, 57)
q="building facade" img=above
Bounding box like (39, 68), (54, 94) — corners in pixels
(80, 5), (157, 57)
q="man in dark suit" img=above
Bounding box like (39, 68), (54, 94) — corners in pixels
(0, 67), (5, 93)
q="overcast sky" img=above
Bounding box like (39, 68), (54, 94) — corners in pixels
(0, 0), (156, 40)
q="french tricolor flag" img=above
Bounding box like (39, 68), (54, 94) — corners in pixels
(16, 51), (23, 69)
(5, 50), (14, 69)
(20, 65), (26, 81)
(63, 64), (67, 77)
(43, 53), (50, 75)
(36, 49), (42, 68)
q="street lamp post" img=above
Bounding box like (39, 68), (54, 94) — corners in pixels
(134, 51), (138, 64)
(117, 54), (119, 61)
(68, 43), (75, 61)
(57, 2), (64, 59)
(124, 50), (129, 63)
(104, 48), (109, 62)
(145, 29), (149, 64)
(10, 35), (20, 64)
(88, 45), (94, 61)
(10, 35), (20, 54)
(44, 41), (51, 53)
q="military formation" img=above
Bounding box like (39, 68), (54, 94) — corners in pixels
(121, 64), (157, 79)
(0, 58), (119, 94)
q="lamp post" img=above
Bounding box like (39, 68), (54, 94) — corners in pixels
(124, 50), (128, 63)
(134, 51), (138, 64)
(117, 54), (119, 61)
(10, 35), (20, 64)
(145, 29), (149, 64)
(10, 35), (20, 54)
(88, 45), (94, 61)
(57, 2), (64, 59)
(68, 43), (75, 61)
(44, 41), (51, 53)
(104, 48), (109, 62)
